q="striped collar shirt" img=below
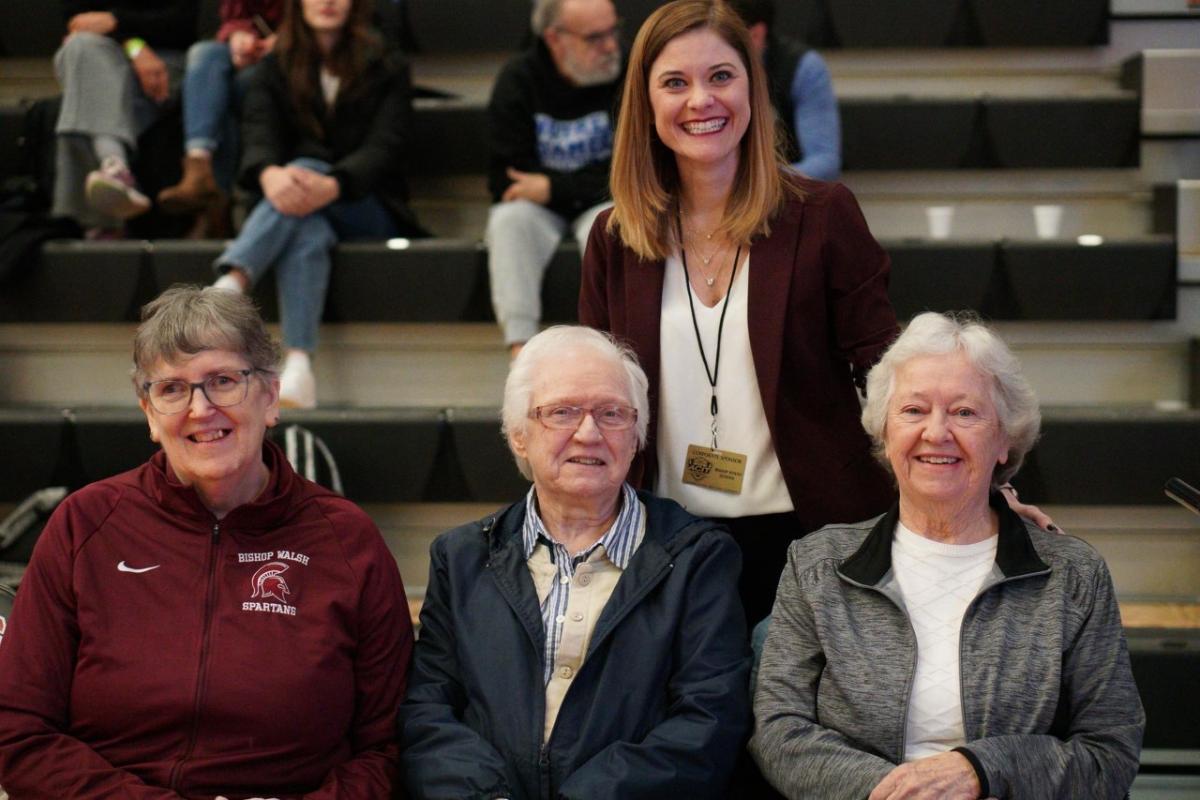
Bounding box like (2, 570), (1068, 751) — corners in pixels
(522, 482), (644, 685)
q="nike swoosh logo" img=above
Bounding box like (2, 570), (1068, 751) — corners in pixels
(117, 561), (161, 574)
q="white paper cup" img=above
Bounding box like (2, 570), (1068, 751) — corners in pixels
(1033, 204), (1064, 239)
(925, 206), (954, 240)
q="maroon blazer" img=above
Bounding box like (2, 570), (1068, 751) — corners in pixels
(579, 177), (898, 532)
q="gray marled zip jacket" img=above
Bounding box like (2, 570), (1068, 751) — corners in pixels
(750, 492), (1144, 799)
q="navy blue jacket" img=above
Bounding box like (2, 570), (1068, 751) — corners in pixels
(399, 491), (751, 800)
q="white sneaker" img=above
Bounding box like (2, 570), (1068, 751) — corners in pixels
(85, 156), (151, 220)
(279, 353), (317, 409)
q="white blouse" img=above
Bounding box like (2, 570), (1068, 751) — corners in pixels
(655, 251), (792, 518)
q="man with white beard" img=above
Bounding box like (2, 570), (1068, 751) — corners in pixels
(485, 0), (624, 357)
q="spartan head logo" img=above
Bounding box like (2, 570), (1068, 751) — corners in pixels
(250, 561), (291, 603)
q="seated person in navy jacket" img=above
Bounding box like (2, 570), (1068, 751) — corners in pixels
(399, 325), (751, 800)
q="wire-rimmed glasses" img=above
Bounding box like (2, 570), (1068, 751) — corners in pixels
(531, 404), (638, 431)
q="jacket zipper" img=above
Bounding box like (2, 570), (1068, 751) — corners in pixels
(851, 580), (918, 761)
(168, 522), (222, 792)
(956, 568), (1050, 743)
(538, 742), (551, 798)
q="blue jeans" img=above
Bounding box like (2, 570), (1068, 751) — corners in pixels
(181, 40), (253, 191)
(215, 159), (398, 351)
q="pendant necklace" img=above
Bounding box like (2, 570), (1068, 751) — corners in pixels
(680, 212), (725, 286)
(675, 213), (741, 448)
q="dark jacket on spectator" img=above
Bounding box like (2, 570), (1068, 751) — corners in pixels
(486, 40), (622, 218)
(61, 0), (198, 51)
(238, 47), (424, 234)
(398, 491), (752, 800)
(763, 34), (809, 164)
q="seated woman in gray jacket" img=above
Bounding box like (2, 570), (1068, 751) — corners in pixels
(751, 311), (1144, 800)
(399, 325), (751, 800)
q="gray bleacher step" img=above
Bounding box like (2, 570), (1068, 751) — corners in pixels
(0, 318), (1193, 409)
(1053, 505), (1200, 600)
(367, 501), (496, 593)
(0, 235), (1177, 326)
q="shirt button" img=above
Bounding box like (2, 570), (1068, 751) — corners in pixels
(559, 665), (573, 679)
(571, 612), (584, 622)
(559, 575), (570, 584)
(578, 574), (592, 586)
(555, 614), (566, 624)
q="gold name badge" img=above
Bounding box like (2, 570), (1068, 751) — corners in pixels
(682, 444), (747, 494)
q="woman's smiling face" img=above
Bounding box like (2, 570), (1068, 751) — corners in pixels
(140, 348), (279, 498)
(884, 351), (1010, 511)
(648, 27), (751, 175)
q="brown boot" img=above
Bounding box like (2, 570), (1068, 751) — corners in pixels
(183, 193), (234, 240)
(157, 154), (224, 215)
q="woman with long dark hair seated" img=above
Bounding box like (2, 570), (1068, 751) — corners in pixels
(212, 0), (425, 409)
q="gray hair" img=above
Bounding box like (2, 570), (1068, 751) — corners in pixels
(131, 285), (281, 394)
(531, 0), (567, 34)
(860, 311), (1040, 487)
(502, 325), (650, 480)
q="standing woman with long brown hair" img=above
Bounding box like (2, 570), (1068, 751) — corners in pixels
(579, 0), (899, 628)
(581, 0), (1051, 632)
(211, 0), (424, 409)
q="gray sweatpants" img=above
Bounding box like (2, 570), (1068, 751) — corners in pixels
(485, 199), (609, 345)
(52, 32), (183, 227)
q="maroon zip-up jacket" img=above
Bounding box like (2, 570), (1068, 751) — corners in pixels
(579, 176), (898, 533)
(0, 441), (412, 799)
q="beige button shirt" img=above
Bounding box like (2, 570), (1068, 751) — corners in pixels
(525, 494), (646, 741)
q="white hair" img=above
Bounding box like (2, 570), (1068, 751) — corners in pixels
(531, 0), (567, 34)
(860, 311), (1041, 486)
(502, 325), (650, 480)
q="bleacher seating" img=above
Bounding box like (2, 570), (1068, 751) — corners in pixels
(0, 95), (1145, 181)
(3, 405), (1196, 506)
(2, 1), (1199, 788)
(0, 237), (1177, 324)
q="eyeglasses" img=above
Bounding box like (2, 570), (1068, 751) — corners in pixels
(532, 404), (638, 431)
(556, 20), (622, 48)
(142, 369), (262, 415)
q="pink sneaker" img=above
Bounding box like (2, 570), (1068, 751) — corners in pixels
(85, 157), (151, 220)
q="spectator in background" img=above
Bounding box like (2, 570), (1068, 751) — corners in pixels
(156, 0), (284, 236)
(486, 0), (624, 358)
(51, 0), (198, 237)
(212, 0), (425, 409)
(729, 0), (841, 180)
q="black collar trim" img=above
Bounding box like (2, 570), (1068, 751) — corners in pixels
(838, 489), (1051, 585)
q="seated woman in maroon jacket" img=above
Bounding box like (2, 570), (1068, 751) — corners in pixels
(0, 286), (413, 799)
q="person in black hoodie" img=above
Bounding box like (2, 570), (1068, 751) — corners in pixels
(485, 0), (624, 357)
(51, 0), (198, 235)
(211, 0), (424, 409)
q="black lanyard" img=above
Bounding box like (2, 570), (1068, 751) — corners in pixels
(676, 215), (741, 448)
